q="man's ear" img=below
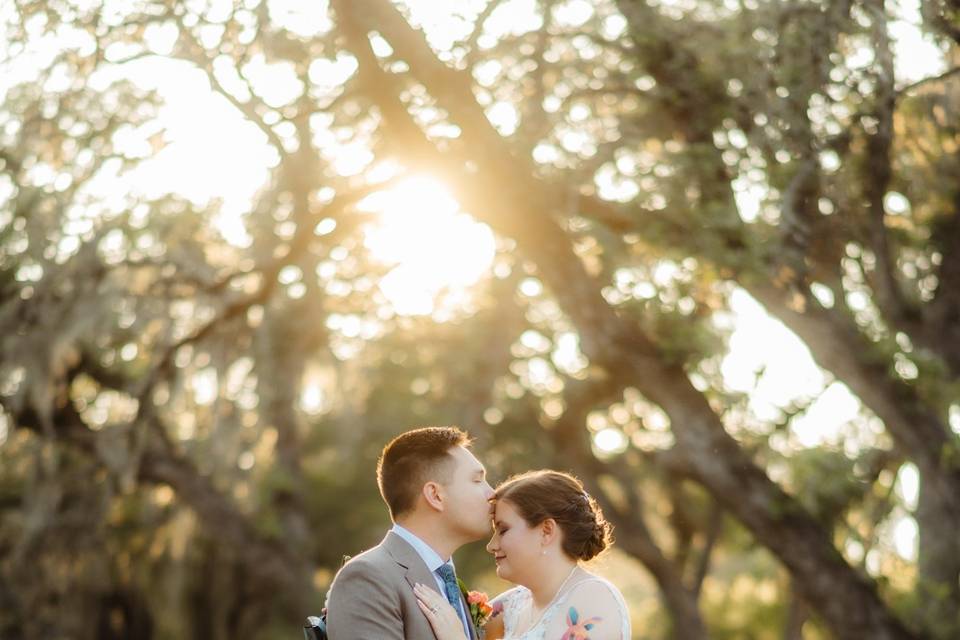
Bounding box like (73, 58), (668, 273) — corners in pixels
(422, 481), (444, 511)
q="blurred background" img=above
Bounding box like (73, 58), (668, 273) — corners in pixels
(1, 0), (958, 638)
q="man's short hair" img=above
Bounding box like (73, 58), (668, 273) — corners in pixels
(377, 426), (471, 520)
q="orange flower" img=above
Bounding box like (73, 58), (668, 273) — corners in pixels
(465, 590), (496, 627)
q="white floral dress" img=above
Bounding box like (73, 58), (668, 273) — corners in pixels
(495, 576), (631, 640)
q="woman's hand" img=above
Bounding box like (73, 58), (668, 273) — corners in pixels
(414, 583), (469, 640)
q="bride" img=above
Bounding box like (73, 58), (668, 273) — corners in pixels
(414, 470), (631, 640)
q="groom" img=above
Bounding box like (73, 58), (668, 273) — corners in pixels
(325, 426), (494, 639)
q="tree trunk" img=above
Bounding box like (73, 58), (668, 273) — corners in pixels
(916, 475), (960, 639)
(8, 402), (313, 621)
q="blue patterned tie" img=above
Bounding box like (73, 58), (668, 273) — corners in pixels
(436, 563), (468, 635)
(436, 563), (461, 609)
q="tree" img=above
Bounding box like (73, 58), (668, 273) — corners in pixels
(1, 0), (957, 638)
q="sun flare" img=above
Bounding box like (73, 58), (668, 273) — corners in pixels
(360, 176), (496, 317)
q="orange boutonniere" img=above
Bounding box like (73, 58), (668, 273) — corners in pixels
(457, 580), (502, 635)
(467, 590), (494, 622)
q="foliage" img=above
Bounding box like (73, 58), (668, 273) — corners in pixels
(1, 0), (958, 638)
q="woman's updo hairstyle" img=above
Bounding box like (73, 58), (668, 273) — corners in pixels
(492, 470), (613, 561)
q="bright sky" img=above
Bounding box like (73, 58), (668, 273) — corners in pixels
(358, 176), (496, 316)
(3, 0), (949, 562)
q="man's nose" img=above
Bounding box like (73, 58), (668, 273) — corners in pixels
(483, 482), (494, 499)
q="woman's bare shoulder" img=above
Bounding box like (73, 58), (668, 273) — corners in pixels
(548, 576), (630, 640)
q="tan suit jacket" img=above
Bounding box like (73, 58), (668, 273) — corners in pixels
(326, 531), (479, 640)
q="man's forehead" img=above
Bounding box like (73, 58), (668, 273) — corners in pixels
(451, 445), (485, 471)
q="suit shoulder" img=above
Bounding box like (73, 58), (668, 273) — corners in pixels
(330, 542), (402, 587)
(338, 542), (394, 571)
(326, 543), (405, 611)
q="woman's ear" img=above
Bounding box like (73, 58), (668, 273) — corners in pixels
(422, 481), (444, 511)
(541, 518), (558, 545)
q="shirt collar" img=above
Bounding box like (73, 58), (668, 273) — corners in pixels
(391, 523), (454, 574)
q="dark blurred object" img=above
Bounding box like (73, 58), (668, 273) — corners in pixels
(304, 554), (349, 638)
(303, 614), (326, 640)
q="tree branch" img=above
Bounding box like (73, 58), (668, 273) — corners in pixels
(897, 66), (960, 97)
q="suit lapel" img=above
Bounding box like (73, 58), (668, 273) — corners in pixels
(459, 588), (479, 640)
(385, 532), (479, 640)
(451, 570), (478, 640)
(384, 532), (443, 640)
(385, 532), (440, 594)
